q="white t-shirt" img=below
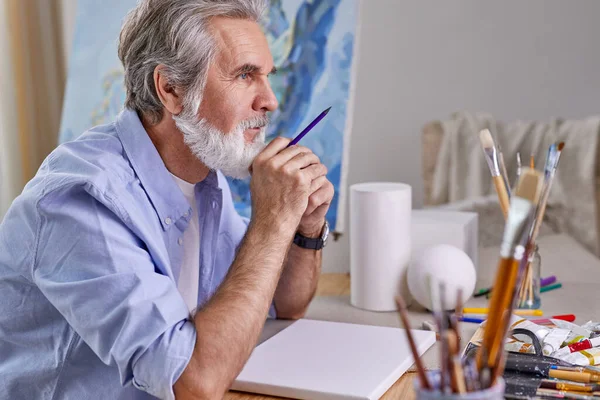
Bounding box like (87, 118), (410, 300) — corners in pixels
(171, 173), (200, 314)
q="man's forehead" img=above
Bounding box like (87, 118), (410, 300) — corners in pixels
(210, 17), (273, 71)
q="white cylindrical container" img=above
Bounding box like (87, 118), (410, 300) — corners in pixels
(350, 182), (412, 311)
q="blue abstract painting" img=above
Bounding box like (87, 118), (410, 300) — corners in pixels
(59, 0), (360, 233)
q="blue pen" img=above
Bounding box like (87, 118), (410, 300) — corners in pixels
(459, 317), (485, 324)
(286, 107), (331, 147)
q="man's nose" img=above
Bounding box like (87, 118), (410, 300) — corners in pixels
(253, 80), (279, 113)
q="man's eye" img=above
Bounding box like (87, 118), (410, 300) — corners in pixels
(239, 73), (249, 80)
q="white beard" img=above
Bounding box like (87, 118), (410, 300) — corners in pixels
(173, 112), (269, 180)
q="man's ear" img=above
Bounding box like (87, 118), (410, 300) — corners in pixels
(153, 65), (183, 115)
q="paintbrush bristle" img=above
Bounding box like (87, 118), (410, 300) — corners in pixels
(515, 167), (542, 204)
(558, 142), (565, 151)
(479, 129), (495, 149)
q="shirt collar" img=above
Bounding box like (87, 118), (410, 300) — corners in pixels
(116, 108), (194, 231)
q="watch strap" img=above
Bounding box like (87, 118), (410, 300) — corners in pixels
(293, 232), (325, 250)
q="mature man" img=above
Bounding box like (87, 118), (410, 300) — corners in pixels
(0, 1), (334, 399)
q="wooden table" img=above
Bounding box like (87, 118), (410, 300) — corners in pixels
(225, 273), (417, 400)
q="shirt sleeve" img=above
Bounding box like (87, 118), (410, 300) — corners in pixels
(240, 216), (278, 319)
(32, 184), (195, 400)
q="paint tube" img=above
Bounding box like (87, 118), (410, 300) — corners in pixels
(529, 318), (559, 327)
(564, 335), (588, 347)
(553, 336), (600, 358)
(509, 314), (525, 326)
(581, 322), (600, 335)
(504, 339), (536, 354)
(511, 319), (551, 342)
(551, 319), (592, 339)
(542, 328), (571, 356)
(562, 347), (600, 366)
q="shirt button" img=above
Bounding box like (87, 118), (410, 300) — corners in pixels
(178, 237), (183, 246)
(165, 217), (172, 225)
(183, 211), (189, 218)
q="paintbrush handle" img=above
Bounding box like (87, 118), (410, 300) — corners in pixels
(493, 176), (510, 219)
(477, 257), (520, 370)
(530, 182), (552, 244)
(549, 369), (593, 383)
(493, 255), (531, 383)
(499, 152), (512, 198)
(395, 297), (431, 390)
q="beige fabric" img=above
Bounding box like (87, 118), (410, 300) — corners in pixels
(424, 112), (600, 255)
(1, 0), (66, 218)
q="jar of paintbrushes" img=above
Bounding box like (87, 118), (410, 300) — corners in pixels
(479, 129), (565, 310)
(397, 283), (506, 400)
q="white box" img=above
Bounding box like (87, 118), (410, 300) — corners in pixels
(411, 209), (479, 273)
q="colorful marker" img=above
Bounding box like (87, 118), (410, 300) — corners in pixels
(459, 317), (485, 324)
(541, 283), (562, 293)
(463, 308), (543, 316)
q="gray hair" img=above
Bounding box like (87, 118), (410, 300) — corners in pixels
(118, 0), (268, 125)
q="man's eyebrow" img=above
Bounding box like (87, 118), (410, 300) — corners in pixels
(231, 63), (277, 76)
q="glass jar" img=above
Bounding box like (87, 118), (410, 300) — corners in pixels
(518, 245), (541, 309)
(414, 370), (505, 400)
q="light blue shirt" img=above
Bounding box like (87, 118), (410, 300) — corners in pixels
(0, 109), (272, 399)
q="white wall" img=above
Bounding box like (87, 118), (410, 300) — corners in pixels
(57, 0), (600, 272)
(323, 0), (600, 272)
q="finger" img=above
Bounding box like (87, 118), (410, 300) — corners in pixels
(305, 203), (330, 220)
(258, 144), (313, 170)
(254, 136), (291, 161)
(270, 145), (316, 167)
(284, 152), (320, 172)
(305, 181), (334, 215)
(310, 175), (328, 193)
(301, 163), (328, 180)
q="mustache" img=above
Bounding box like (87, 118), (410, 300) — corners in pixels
(238, 115), (270, 130)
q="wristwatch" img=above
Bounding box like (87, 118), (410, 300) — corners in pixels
(293, 220), (329, 250)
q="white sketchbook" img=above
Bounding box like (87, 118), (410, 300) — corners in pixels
(232, 319), (436, 400)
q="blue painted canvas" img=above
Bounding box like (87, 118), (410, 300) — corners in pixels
(59, 0), (360, 233)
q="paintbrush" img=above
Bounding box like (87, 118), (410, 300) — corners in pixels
(553, 366), (600, 382)
(492, 169), (543, 383)
(536, 388), (600, 400)
(476, 168), (542, 376)
(540, 379), (600, 393)
(530, 142), (565, 244)
(446, 330), (467, 394)
(498, 147), (512, 198)
(430, 278), (449, 393)
(395, 295), (431, 390)
(517, 143), (565, 305)
(452, 288), (463, 348)
(439, 282), (456, 394)
(513, 152), (522, 190)
(480, 129), (511, 219)
(548, 369), (600, 384)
